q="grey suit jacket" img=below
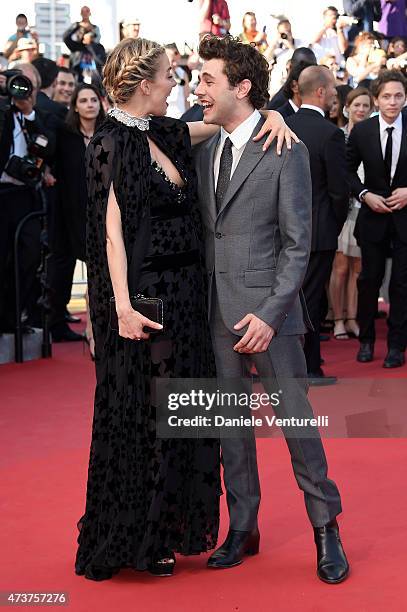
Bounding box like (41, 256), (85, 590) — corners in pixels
(194, 116), (313, 337)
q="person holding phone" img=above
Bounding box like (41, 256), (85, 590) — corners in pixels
(312, 6), (349, 65)
(3, 13), (39, 61)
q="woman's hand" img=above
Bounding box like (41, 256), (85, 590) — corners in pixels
(117, 306), (163, 340)
(254, 110), (299, 155)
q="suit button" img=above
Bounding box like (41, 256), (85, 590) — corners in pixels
(215, 232), (222, 239)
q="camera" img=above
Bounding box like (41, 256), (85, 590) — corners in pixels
(5, 134), (49, 187)
(280, 33), (288, 40)
(0, 69), (33, 100)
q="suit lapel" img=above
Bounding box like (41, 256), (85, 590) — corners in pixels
(371, 115), (389, 180)
(217, 117), (267, 217)
(202, 131), (219, 224)
(392, 115), (407, 185)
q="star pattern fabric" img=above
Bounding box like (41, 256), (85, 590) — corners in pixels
(75, 116), (221, 576)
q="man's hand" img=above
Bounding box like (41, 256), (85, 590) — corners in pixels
(254, 110), (299, 155)
(386, 188), (407, 210)
(13, 95), (34, 116)
(233, 313), (275, 354)
(43, 168), (57, 187)
(364, 192), (392, 213)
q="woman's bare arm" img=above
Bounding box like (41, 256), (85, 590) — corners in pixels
(187, 120), (219, 146)
(106, 184), (162, 339)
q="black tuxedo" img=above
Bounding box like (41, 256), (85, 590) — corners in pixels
(348, 114), (407, 243)
(276, 100), (296, 120)
(347, 113), (407, 350)
(286, 107), (349, 373)
(35, 91), (67, 130)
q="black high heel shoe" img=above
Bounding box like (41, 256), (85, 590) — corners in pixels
(147, 551), (176, 576)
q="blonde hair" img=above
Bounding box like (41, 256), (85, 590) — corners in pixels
(103, 37), (165, 103)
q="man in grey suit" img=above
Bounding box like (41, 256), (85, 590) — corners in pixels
(194, 35), (349, 583)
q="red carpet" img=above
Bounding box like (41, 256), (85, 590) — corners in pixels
(1, 319), (406, 612)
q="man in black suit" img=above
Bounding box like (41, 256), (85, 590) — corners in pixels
(286, 66), (349, 383)
(31, 57), (82, 340)
(0, 63), (55, 334)
(31, 58), (67, 128)
(267, 47), (316, 110)
(276, 61), (313, 119)
(348, 70), (407, 368)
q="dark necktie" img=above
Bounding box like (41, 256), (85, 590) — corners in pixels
(215, 137), (233, 213)
(384, 126), (394, 183)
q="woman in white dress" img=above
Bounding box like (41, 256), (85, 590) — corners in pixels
(329, 87), (374, 340)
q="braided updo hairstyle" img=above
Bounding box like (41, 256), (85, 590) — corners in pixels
(103, 37), (166, 104)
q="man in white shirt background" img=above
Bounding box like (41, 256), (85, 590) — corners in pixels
(347, 69), (407, 368)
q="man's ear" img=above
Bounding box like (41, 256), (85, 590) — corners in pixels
(236, 78), (252, 101)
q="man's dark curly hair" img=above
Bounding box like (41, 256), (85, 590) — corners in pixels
(198, 35), (270, 109)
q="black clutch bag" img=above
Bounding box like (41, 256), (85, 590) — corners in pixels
(109, 294), (164, 334)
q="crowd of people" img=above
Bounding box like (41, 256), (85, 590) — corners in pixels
(1, 2), (406, 371)
(1, 0), (407, 586)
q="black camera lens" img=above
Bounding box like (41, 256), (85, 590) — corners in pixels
(281, 33), (288, 40)
(8, 74), (33, 100)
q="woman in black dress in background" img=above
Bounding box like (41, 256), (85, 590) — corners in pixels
(55, 84), (105, 356)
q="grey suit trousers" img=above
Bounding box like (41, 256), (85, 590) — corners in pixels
(210, 289), (342, 531)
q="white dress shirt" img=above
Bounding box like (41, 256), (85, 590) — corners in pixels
(214, 109), (261, 189)
(0, 110), (36, 185)
(288, 99), (299, 113)
(300, 104), (325, 118)
(378, 111), (402, 182)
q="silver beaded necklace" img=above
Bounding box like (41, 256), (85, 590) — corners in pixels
(107, 107), (151, 131)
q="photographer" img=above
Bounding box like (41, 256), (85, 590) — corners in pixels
(312, 6), (349, 65)
(0, 64), (55, 334)
(164, 43), (190, 119)
(3, 13), (39, 61)
(63, 22), (106, 84)
(267, 19), (304, 97)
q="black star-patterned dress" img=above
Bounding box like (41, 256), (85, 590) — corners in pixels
(74, 114), (220, 576)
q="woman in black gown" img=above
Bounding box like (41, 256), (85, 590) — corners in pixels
(75, 37), (293, 581)
(75, 38), (222, 580)
(55, 84), (105, 355)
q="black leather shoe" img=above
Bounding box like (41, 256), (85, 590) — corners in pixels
(383, 348), (405, 369)
(51, 323), (83, 342)
(307, 369), (337, 386)
(65, 310), (82, 324)
(356, 343), (374, 363)
(314, 519), (349, 584)
(207, 528), (260, 569)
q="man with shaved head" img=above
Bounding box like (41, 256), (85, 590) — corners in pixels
(286, 65), (349, 384)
